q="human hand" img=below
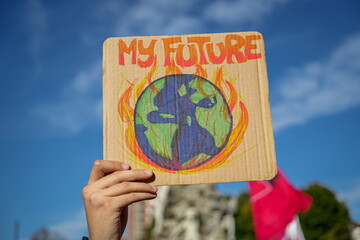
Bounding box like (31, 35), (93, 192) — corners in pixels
(82, 160), (157, 240)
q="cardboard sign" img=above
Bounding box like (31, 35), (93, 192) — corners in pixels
(103, 31), (277, 185)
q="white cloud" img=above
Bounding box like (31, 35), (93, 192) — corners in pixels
(32, 0), (205, 136)
(31, 0), (296, 136)
(33, 97), (102, 135)
(114, 0), (203, 36)
(24, 0), (49, 72)
(25, 0), (47, 30)
(33, 62), (102, 135)
(24, 209), (87, 240)
(272, 33), (360, 131)
(48, 209), (87, 240)
(62, 61), (102, 96)
(340, 185), (360, 206)
(338, 179), (360, 220)
(163, 16), (204, 35)
(113, 0), (291, 36)
(203, 0), (289, 24)
(31, 0), (204, 135)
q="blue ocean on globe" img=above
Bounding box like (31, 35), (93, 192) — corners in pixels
(134, 74), (232, 171)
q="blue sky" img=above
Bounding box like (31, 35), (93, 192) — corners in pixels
(0, 0), (359, 239)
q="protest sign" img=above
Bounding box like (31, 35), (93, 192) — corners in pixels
(103, 32), (276, 185)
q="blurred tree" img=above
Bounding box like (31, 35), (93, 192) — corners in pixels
(141, 219), (155, 240)
(299, 183), (351, 240)
(234, 192), (255, 240)
(30, 227), (66, 240)
(234, 183), (352, 240)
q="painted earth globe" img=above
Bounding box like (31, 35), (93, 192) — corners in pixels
(134, 74), (232, 171)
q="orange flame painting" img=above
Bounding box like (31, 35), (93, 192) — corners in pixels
(118, 63), (249, 174)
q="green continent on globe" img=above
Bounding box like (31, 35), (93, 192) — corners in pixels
(188, 78), (231, 148)
(134, 74), (232, 171)
(135, 79), (177, 160)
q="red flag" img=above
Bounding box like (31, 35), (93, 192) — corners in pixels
(248, 167), (312, 240)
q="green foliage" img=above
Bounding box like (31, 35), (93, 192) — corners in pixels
(235, 193), (255, 240)
(234, 184), (352, 240)
(299, 183), (351, 240)
(141, 219), (155, 240)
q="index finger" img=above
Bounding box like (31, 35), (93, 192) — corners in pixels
(88, 160), (130, 184)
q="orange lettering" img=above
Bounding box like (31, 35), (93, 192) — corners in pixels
(118, 39), (137, 65)
(138, 40), (157, 68)
(206, 42), (226, 64)
(176, 44), (197, 67)
(245, 35), (262, 60)
(187, 37), (211, 65)
(225, 34), (246, 64)
(162, 37), (182, 66)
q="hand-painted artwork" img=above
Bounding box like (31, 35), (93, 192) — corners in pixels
(103, 32), (277, 185)
(118, 66), (249, 175)
(134, 74), (233, 171)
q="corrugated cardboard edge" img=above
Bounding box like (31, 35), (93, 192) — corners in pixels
(252, 32), (277, 181)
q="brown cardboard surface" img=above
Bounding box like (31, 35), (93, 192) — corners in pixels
(103, 31), (277, 185)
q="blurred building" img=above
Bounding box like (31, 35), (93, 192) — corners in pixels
(125, 199), (154, 240)
(352, 223), (360, 240)
(30, 228), (66, 240)
(126, 184), (236, 240)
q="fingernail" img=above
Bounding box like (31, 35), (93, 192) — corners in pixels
(121, 163), (130, 169)
(151, 185), (158, 192)
(144, 169), (153, 175)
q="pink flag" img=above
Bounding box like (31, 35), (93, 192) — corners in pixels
(248, 168), (312, 240)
